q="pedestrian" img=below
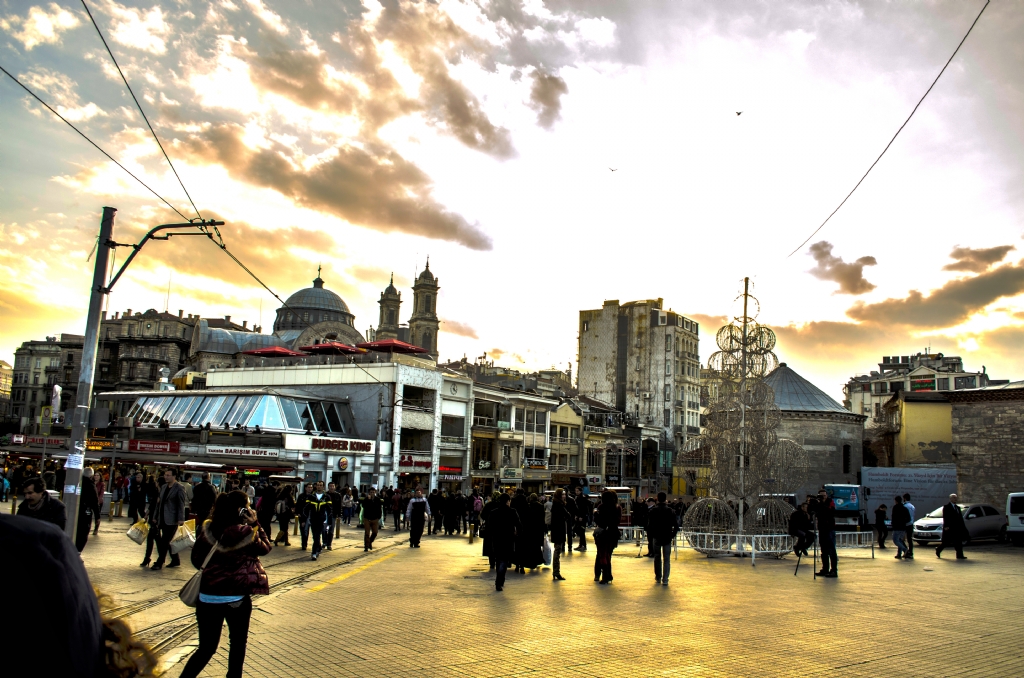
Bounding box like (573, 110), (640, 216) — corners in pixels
(902, 493), (916, 559)
(456, 491), (469, 534)
(548, 488), (569, 581)
(891, 495), (911, 559)
(341, 488), (354, 525)
(573, 486), (593, 552)
(140, 474), (162, 568)
(647, 492), (678, 585)
(427, 488), (442, 534)
(444, 491), (461, 535)
(936, 493), (968, 560)
(16, 476), (67, 529)
(179, 490), (271, 678)
(241, 478), (255, 500)
(632, 496), (651, 557)
(1, 472), (9, 503)
(327, 482), (343, 540)
(788, 502), (814, 557)
(92, 470), (106, 535)
(273, 484), (295, 546)
(480, 491), (502, 569)
(514, 493), (545, 574)
(151, 468), (188, 570)
(296, 483), (313, 550)
(406, 488), (431, 547)
(303, 481), (333, 560)
(874, 503), (889, 549)
(468, 488), (483, 538)
(127, 471), (148, 523)
(77, 467), (101, 552)
(812, 489), (838, 578)
(593, 489), (622, 584)
(489, 493), (521, 592)
(361, 487), (385, 551)
(192, 472), (218, 525)
(391, 489), (404, 531)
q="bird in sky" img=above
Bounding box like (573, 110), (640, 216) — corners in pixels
(736, 111), (742, 116)
(609, 168), (618, 172)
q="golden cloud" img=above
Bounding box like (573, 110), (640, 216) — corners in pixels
(440, 319), (478, 338)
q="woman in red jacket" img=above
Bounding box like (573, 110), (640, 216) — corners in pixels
(180, 490), (272, 678)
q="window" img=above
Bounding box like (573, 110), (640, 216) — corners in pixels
(33, 374), (39, 385)
(842, 444), (851, 474)
(387, 309), (395, 325)
(582, 321), (589, 332)
(982, 506), (999, 517)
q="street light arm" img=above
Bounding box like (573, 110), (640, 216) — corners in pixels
(103, 219), (224, 293)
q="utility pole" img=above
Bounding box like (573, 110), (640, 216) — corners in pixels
(372, 391), (384, 489)
(63, 207), (116, 541)
(737, 276), (749, 550)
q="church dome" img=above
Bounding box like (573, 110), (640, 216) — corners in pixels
(284, 275), (349, 314)
(273, 273), (355, 333)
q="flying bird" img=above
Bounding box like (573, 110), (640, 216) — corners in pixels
(609, 168), (618, 172)
(736, 111), (742, 116)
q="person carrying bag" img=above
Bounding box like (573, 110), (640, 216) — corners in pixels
(178, 490), (271, 678)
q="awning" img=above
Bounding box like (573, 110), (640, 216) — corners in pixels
(356, 338), (428, 354)
(298, 341), (366, 355)
(240, 346), (308, 357)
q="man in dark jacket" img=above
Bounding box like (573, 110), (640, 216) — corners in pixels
(127, 471), (148, 523)
(936, 493), (968, 559)
(152, 468), (188, 570)
(788, 503), (814, 556)
(327, 482), (343, 541)
(632, 498), (651, 556)
(17, 477), (67, 530)
(405, 488), (431, 547)
(361, 487), (385, 551)
(891, 496), (912, 559)
(573, 487), (593, 552)
(296, 483), (314, 550)
(646, 492), (678, 585)
(76, 468), (101, 553)
(812, 489), (838, 578)
(489, 494), (521, 591)
(191, 473), (218, 525)
(302, 481), (333, 561)
(427, 489), (442, 534)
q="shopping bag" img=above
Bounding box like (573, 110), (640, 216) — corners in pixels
(542, 535), (553, 566)
(126, 520), (149, 545)
(169, 523), (196, 554)
(184, 518), (196, 534)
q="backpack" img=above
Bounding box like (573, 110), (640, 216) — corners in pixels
(275, 499), (287, 516)
(473, 496), (483, 512)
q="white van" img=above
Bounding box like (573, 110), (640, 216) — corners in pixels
(1008, 493), (1024, 546)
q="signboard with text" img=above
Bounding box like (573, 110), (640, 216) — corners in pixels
(24, 436), (67, 448)
(282, 434), (375, 454)
(207, 445), (280, 458)
(128, 439), (180, 454)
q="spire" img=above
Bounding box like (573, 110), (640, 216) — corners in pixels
(313, 264), (324, 289)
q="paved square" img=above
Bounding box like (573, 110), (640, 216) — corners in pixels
(81, 517), (1023, 677)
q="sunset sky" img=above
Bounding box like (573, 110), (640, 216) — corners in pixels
(1, 0), (1021, 401)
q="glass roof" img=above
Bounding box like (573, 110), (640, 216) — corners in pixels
(125, 393), (353, 434)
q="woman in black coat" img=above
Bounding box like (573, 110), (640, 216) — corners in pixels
(514, 493), (546, 573)
(487, 494), (521, 592)
(480, 492), (501, 569)
(549, 489), (570, 580)
(593, 490), (622, 584)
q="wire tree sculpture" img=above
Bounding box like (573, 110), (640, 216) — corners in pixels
(681, 277), (810, 554)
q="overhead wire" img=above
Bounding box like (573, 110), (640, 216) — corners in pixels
(0, 65), (191, 221)
(787, 0), (991, 257)
(79, 0), (203, 221)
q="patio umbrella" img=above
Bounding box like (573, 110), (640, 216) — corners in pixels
(240, 346), (307, 357)
(299, 341), (367, 354)
(356, 338), (429, 354)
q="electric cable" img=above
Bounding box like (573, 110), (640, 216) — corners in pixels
(787, 0), (990, 257)
(0, 64), (190, 221)
(79, 0), (203, 221)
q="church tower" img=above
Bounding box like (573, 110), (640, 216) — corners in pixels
(375, 274), (402, 341)
(408, 260), (439, 357)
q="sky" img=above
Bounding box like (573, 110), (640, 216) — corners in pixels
(1, 0), (1022, 402)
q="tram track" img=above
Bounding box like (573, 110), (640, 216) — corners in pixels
(125, 538), (408, 657)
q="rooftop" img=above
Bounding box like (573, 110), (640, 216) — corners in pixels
(764, 363), (851, 414)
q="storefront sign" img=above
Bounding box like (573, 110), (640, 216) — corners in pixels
(523, 469), (550, 480)
(24, 436), (67, 447)
(439, 474), (464, 481)
(500, 467), (523, 480)
(398, 454), (432, 469)
(207, 446), (280, 458)
(11, 434), (25, 444)
(242, 469), (261, 476)
(910, 378), (935, 392)
(439, 465), (463, 474)
(282, 434), (375, 454)
(588, 475), (602, 486)
(337, 456), (351, 471)
(86, 439), (115, 451)
(128, 440), (180, 454)
(470, 470), (496, 478)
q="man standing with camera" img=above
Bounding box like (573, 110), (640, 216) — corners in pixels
(812, 488), (838, 578)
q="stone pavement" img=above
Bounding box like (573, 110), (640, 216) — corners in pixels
(80, 513), (1024, 677)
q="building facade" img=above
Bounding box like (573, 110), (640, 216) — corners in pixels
(844, 353), (1001, 427)
(11, 337), (64, 431)
(0, 359), (13, 416)
(578, 298), (701, 491)
(881, 391), (954, 466)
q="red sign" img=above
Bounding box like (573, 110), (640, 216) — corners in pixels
(311, 438), (373, 452)
(439, 465), (463, 474)
(129, 440), (180, 454)
(399, 454), (432, 469)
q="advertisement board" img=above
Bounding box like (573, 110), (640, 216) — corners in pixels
(861, 466), (958, 518)
(282, 434), (375, 454)
(207, 446), (280, 458)
(128, 440), (180, 454)
(826, 485), (862, 512)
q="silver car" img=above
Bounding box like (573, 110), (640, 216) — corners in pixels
(913, 503), (1007, 545)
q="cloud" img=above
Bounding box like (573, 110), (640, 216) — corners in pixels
(178, 124), (493, 250)
(807, 241), (876, 294)
(0, 3), (79, 50)
(847, 261), (1024, 328)
(942, 245), (1016, 273)
(440, 319), (478, 338)
(104, 1), (171, 55)
(529, 69), (569, 129)
(487, 348), (525, 363)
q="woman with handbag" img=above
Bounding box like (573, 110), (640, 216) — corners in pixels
(593, 489), (622, 584)
(180, 490), (271, 678)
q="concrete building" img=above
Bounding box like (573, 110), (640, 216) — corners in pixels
(764, 364), (867, 499)
(0, 359), (13, 416)
(11, 337), (64, 431)
(946, 382), (1024, 507)
(844, 353), (1002, 427)
(578, 298), (701, 491)
(880, 391), (953, 466)
(371, 263), (440, 358)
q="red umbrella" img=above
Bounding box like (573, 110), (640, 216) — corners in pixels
(299, 341), (367, 354)
(356, 338), (429, 354)
(240, 346), (307, 356)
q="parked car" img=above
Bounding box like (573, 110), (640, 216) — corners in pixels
(913, 503), (1007, 545)
(1007, 493), (1024, 546)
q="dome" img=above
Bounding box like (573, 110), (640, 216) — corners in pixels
(284, 276), (350, 314)
(382, 274), (399, 297)
(416, 260), (435, 284)
(764, 363), (849, 414)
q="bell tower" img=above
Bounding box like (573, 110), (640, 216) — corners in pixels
(376, 274), (402, 341)
(408, 259), (439, 358)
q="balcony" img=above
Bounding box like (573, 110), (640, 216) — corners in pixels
(548, 463), (580, 472)
(585, 425), (616, 434)
(402, 399), (434, 413)
(586, 465), (602, 474)
(439, 435), (467, 448)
